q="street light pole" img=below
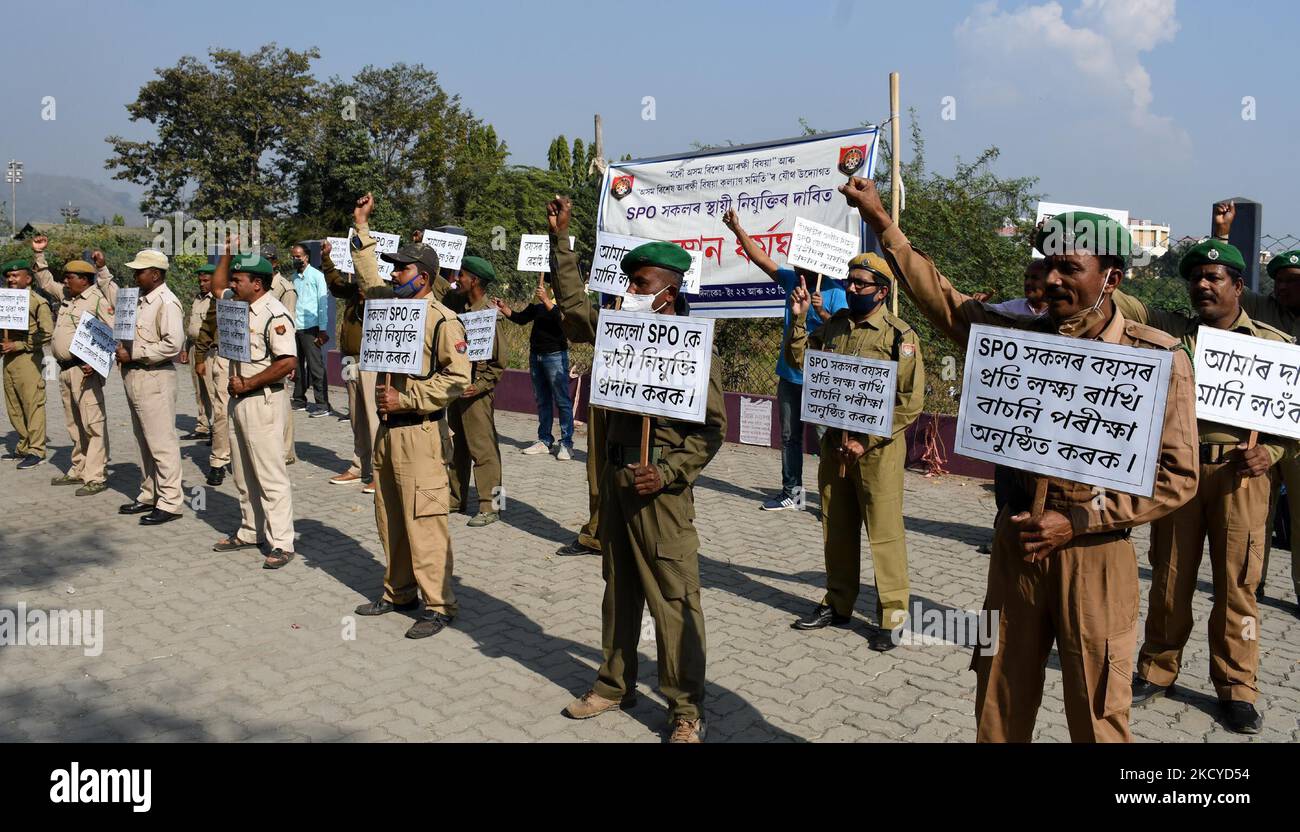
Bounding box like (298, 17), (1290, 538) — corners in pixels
(5, 160), (22, 237)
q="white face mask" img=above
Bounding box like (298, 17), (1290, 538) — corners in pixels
(620, 290), (666, 313)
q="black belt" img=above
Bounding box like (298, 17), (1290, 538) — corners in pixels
(385, 410), (444, 428)
(57, 357), (85, 370)
(607, 445), (666, 466)
(121, 361), (170, 371)
(233, 382), (285, 401)
(1200, 443), (1239, 464)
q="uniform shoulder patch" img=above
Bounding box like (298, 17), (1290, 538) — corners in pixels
(454, 340), (468, 354)
(900, 342), (916, 357)
(275, 324), (286, 335)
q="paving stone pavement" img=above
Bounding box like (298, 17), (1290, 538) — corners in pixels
(1, 370), (1297, 743)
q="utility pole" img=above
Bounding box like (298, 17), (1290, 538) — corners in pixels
(5, 160), (21, 237)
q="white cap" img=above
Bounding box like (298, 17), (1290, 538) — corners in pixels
(125, 249), (169, 271)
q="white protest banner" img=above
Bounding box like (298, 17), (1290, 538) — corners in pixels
(216, 299), (251, 362)
(421, 230), (467, 272)
(739, 396), (773, 446)
(598, 126), (879, 318)
(0, 288), (29, 330)
(800, 350), (897, 438)
(590, 309), (713, 423)
(787, 217), (860, 281)
(359, 298), (427, 374)
(1033, 201), (1129, 260)
(516, 234), (575, 273)
(1193, 325), (1300, 440)
(589, 231), (704, 297)
(327, 237), (353, 273)
(113, 288), (139, 340)
(458, 308), (498, 363)
(69, 312), (116, 378)
(369, 231), (402, 281)
(955, 323), (1173, 497)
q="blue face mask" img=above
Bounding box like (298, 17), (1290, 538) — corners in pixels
(392, 271), (422, 299)
(847, 288), (883, 316)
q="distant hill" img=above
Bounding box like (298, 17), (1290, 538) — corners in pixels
(3, 171), (143, 228)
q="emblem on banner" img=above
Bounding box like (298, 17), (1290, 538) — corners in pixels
(838, 145), (866, 176)
(609, 174), (635, 200)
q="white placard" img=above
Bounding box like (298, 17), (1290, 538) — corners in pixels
(787, 217), (860, 281)
(113, 288), (139, 340)
(800, 350), (897, 437)
(69, 312), (116, 378)
(590, 309), (714, 423)
(420, 230), (467, 272)
(739, 396), (773, 446)
(359, 298), (428, 374)
(369, 231), (402, 281)
(516, 234), (575, 273)
(0, 288), (28, 330)
(216, 299), (251, 362)
(1033, 201), (1130, 260)
(327, 237), (353, 273)
(1194, 325), (1300, 440)
(955, 324), (1174, 497)
(589, 231), (704, 296)
(458, 308), (498, 362)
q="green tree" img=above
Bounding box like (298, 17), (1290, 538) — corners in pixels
(111, 214), (125, 226)
(105, 44), (321, 219)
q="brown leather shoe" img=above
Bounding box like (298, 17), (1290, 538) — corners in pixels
(668, 717), (705, 743)
(563, 690), (634, 719)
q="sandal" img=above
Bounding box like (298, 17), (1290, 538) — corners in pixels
(263, 549), (294, 569)
(213, 536), (260, 552)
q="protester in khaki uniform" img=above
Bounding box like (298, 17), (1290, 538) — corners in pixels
(446, 256), (505, 527)
(2, 259), (54, 468)
(267, 249), (300, 466)
(1211, 202), (1300, 609)
(548, 196), (726, 744)
(1113, 240), (1290, 735)
(783, 254), (925, 651)
(32, 253), (117, 495)
(321, 239), (377, 494)
(180, 269), (216, 442)
(116, 249), (186, 525)
(843, 177), (1199, 742)
(192, 264), (233, 486)
(208, 253), (298, 569)
(349, 194), (472, 639)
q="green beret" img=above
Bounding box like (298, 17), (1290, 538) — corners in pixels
(1033, 211), (1133, 262)
(460, 255), (496, 283)
(621, 241), (691, 276)
(231, 254), (274, 276)
(1267, 249), (1300, 279)
(1179, 240), (1246, 279)
(196, 262), (216, 275)
(1, 259), (31, 275)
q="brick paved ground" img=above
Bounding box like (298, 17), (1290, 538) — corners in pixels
(1, 371), (1297, 742)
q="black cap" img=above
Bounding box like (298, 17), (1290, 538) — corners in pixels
(261, 244), (279, 261)
(381, 242), (440, 275)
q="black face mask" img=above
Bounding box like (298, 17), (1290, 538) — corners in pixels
(847, 288), (883, 316)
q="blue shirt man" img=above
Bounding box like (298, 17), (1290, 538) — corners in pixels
(288, 244), (331, 414)
(774, 266), (847, 383)
(292, 262), (328, 330)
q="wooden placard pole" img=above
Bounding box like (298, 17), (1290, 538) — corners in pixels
(381, 371), (390, 422)
(814, 273), (823, 294)
(1031, 477), (1049, 517)
(889, 71), (901, 316)
(839, 429), (848, 479)
(640, 415), (651, 467)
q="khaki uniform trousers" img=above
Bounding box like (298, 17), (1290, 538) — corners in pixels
(59, 367), (107, 484)
(346, 368), (378, 481)
(374, 418), (456, 615)
(1260, 448), (1300, 599)
(1139, 462), (1268, 703)
(3, 352), (46, 458)
(281, 385), (296, 464)
(123, 365), (184, 513)
(973, 512), (1138, 743)
(190, 346), (211, 435)
(578, 405), (606, 550)
(208, 357), (231, 469)
(230, 386), (295, 551)
(592, 462), (706, 721)
(448, 391), (502, 514)
(817, 432), (910, 628)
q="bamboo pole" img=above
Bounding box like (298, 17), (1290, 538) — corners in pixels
(889, 72), (901, 316)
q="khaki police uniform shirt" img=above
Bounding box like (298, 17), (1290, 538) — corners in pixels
(1114, 291), (1295, 465)
(187, 292), (213, 346)
(879, 221), (1200, 536)
(234, 292), (297, 377)
(271, 273), (297, 318)
(31, 252), (119, 308)
(549, 232), (726, 490)
(321, 258), (363, 357)
(127, 284), (184, 365)
(785, 305), (926, 448)
(3, 287), (53, 355)
(463, 294), (504, 394)
(350, 223), (471, 411)
(51, 284), (114, 362)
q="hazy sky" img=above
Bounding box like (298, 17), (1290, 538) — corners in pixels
(1, 0), (1295, 238)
